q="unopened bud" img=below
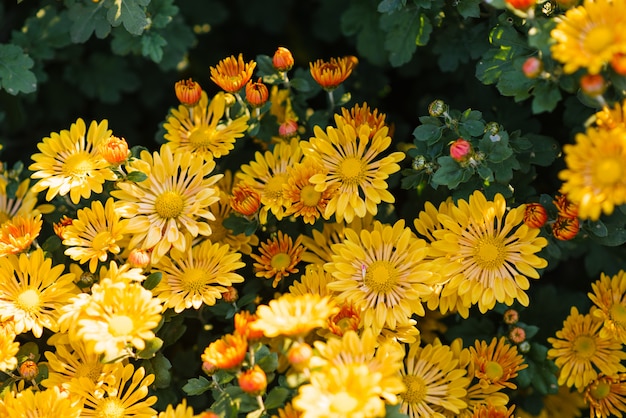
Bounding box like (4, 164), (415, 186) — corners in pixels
(580, 74), (607, 97)
(272, 47), (295, 72)
(128, 248), (151, 269)
(238, 365), (267, 396)
(506, 0), (537, 10)
(428, 100), (447, 117)
(99, 136), (130, 165)
(508, 326), (526, 344)
(202, 361), (218, 376)
(522, 57), (543, 78)
(245, 78), (269, 108)
(19, 360), (39, 380)
(450, 138), (472, 162)
(175, 78), (202, 106)
(552, 216), (580, 241)
(518, 341), (531, 353)
(523, 203), (548, 228)
(611, 53), (626, 76)
(278, 120), (299, 139)
(222, 286), (239, 303)
(503, 309), (519, 325)
(287, 342), (313, 371)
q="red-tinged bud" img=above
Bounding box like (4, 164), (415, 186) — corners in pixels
(611, 53), (626, 76)
(522, 57), (543, 79)
(238, 365), (267, 396)
(503, 309), (519, 325)
(506, 0), (536, 9)
(234, 311), (264, 341)
(202, 361), (218, 376)
(552, 216), (580, 240)
(508, 326), (526, 344)
(128, 248), (151, 269)
(450, 138), (472, 162)
(19, 360), (39, 380)
(523, 203), (548, 228)
(175, 78), (202, 106)
(222, 286), (239, 303)
(287, 342), (313, 371)
(245, 78), (269, 108)
(230, 183), (262, 216)
(278, 120), (299, 139)
(580, 74), (607, 97)
(53, 215), (73, 240)
(554, 194), (578, 219)
(196, 413), (220, 418)
(99, 135), (130, 165)
(272, 47), (294, 72)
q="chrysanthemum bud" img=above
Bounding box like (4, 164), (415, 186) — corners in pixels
(175, 78), (202, 106)
(222, 286), (239, 303)
(230, 183), (262, 216)
(523, 203), (548, 228)
(503, 309), (519, 325)
(506, 0), (537, 9)
(428, 99), (447, 117)
(202, 361), (218, 376)
(508, 326), (526, 344)
(99, 136), (130, 165)
(484, 122), (500, 136)
(552, 216), (580, 240)
(611, 53), (626, 76)
(78, 271), (96, 288)
(197, 413), (220, 418)
(19, 360), (39, 380)
(238, 365), (267, 396)
(522, 57), (543, 78)
(128, 248), (151, 269)
(53, 215), (73, 240)
(554, 194), (578, 219)
(278, 120), (299, 139)
(272, 47), (294, 72)
(223, 93), (236, 108)
(450, 138), (472, 162)
(518, 341), (531, 353)
(245, 78), (269, 108)
(287, 342), (313, 371)
(580, 74), (607, 97)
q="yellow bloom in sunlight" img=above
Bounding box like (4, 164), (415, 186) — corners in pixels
(301, 123), (404, 223)
(153, 239), (245, 313)
(201, 332), (248, 371)
(431, 191), (548, 316)
(400, 340), (470, 417)
(237, 137), (303, 223)
(70, 363), (157, 418)
(0, 249), (77, 337)
(251, 293), (338, 338)
(99, 260), (147, 283)
(309, 56), (358, 91)
(589, 270), (626, 344)
(62, 198), (129, 273)
(271, 403), (303, 418)
(550, 0), (626, 74)
(0, 178), (48, 225)
(470, 337), (527, 390)
(210, 53), (256, 93)
(283, 160), (338, 225)
(0, 386), (82, 418)
(325, 220), (438, 334)
(251, 231), (305, 287)
(335, 102), (387, 139)
(0, 213), (42, 256)
(0, 324), (18, 372)
(112, 144), (222, 263)
(585, 374), (626, 418)
(471, 404), (516, 418)
(158, 398), (196, 418)
(29, 118), (117, 204)
(592, 100), (626, 131)
(164, 91), (249, 161)
(548, 306), (626, 390)
(559, 126), (626, 220)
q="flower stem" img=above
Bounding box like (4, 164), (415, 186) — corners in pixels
(327, 89), (335, 113)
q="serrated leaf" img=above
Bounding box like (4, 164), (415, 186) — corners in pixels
(136, 337), (163, 359)
(413, 123), (443, 145)
(525, 134), (559, 167)
(432, 156), (471, 189)
(381, 8), (425, 67)
(378, 0), (406, 13)
(340, 1), (387, 66)
(68, 1), (111, 43)
(11, 6), (71, 61)
(148, 0), (178, 28)
(183, 376), (213, 396)
(141, 31), (167, 62)
(155, 15), (195, 71)
(0, 44), (36, 95)
(457, 0), (481, 18)
(107, 0), (150, 35)
(531, 81), (562, 114)
(264, 387), (290, 410)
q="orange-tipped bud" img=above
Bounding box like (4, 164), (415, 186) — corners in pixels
(287, 342), (313, 371)
(580, 74), (607, 97)
(450, 138), (472, 162)
(222, 286), (239, 303)
(506, 0), (537, 9)
(128, 248), (151, 269)
(197, 412), (220, 418)
(230, 184), (262, 216)
(278, 120), (299, 139)
(522, 57), (543, 78)
(508, 326), (526, 344)
(272, 47), (294, 72)
(238, 365), (267, 396)
(309, 56), (358, 91)
(234, 311), (264, 341)
(503, 309), (519, 325)
(523, 203), (548, 228)
(202, 361), (218, 376)
(201, 333), (248, 371)
(99, 135), (130, 165)
(552, 216), (580, 241)
(554, 194), (578, 219)
(53, 215), (74, 240)
(19, 360), (39, 380)
(175, 78), (202, 106)
(245, 78), (269, 108)
(611, 53), (626, 76)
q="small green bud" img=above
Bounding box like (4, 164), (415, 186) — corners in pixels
(428, 100), (447, 117)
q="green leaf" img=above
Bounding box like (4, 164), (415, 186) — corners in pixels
(68, 1), (111, 43)
(144, 353), (172, 388)
(525, 134), (559, 167)
(456, 0), (481, 18)
(136, 337), (164, 359)
(431, 156), (471, 189)
(141, 31), (167, 62)
(341, 1), (388, 66)
(11, 6), (71, 61)
(377, 0), (406, 13)
(459, 119), (485, 138)
(381, 8), (427, 67)
(148, 0), (178, 28)
(126, 170), (148, 182)
(385, 403), (410, 418)
(0, 44), (36, 95)
(183, 376), (213, 396)
(531, 81), (562, 114)
(42, 235), (62, 253)
(290, 78), (311, 92)
(107, 0), (150, 35)
(264, 387), (290, 410)
(524, 325), (540, 340)
(413, 123), (443, 145)
(143, 272), (162, 290)
(445, 316), (496, 346)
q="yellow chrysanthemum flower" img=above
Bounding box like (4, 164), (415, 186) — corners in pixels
(153, 239), (245, 313)
(70, 363), (157, 418)
(283, 160), (338, 225)
(62, 198), (129, 273)
(271, 403), (303, 418)
(112, 144), (222, 263)
(309, 56), (358, 91)
(469, 337), (527, 390)
(0, 248), (77, 338)
(589, 270), (626, 344)
(0, 178), (51, 224)
(251, 293), (338, 338)
(99, 260), (147, 283)
(164, 91), (249, 161)
(210, 53), (256, 93)
(0, 326), (18, 372)
(0, 386), (82, 418)
(29, 118), (117, 204)
(251, 231), (305, 287)
(0, 213), (42, 256)
(559, 126), (626, 220)
(201, 332), (248, 371)
(585, 374), (626, 418)
(237, 137), (303, 223)
(335, 102), (387, 139)
(548, 306), (626, 390)
(325, 220), (438, 334)
(301, 123), (404, 223)
(471, 404), (516, 418)
(158, 399), (196, 418)
(430, 191), (548, 316)
(550, 0), (626, 74)
(592, 100), (626, 131)
(400, 340), (470, 417)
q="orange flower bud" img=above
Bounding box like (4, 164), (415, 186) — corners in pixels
(175, 78), (202, 106)
(202, 361), (218, 376)
(506, 0), (536, 9)
(99, 135), (130, 164)
(580, 74), (607, 97)
(278, 120), (299, 139)
(552, 216), (580, 241)
(222, 286), (239, 303)
(450, 138), (472, 162)
(197, 412), (220, 418)
(53, 215), (73, 240)
(508, 326), (526, 344)
(234, 311), (264, 341)
(287, 342), (313, 371)
(19, 360), (39, 380)
(523, 203), (548, 228)
(611, 53), (626, 76)
(503, 309), (519, 325)
(272, 47), (294, 72)
(245, 78), (269, 108)
(554, 194), (578, 219)
(238, 365), (267, 396)
(128, 248), (151, 269)
(522, 57), (543, 78)
(201, 333), (248, 371)
(230, 183), (262, 216)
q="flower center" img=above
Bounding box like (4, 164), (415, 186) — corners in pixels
(590, 380), (612, 400)
(181, 267), (209, 292)
(108, 314), (134, 337)
(473, 235), (506, 269)
(96, 397), (126, 418)
(402, 375), (427, 405)
(92, 231), (116, 252)
(154, 191), (184, 219)
(362, 261), (397, 295)
(16, 289), (40, 313)
(583, 26), (614, 55)
(264, 175), (287, 201)
(338, 157), (365, 185)
(594, 158), (622, 186)
(301, 185), (321, 207)
(188, 126), (215, 147)
(610, 303), (626, 326)
(271, 253), (292, 270)
(484, 361), (504, 380)
(63, 152), (95, 177)
(573, 335), (596, 359)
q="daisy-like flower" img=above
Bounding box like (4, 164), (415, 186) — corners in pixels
(593, 100), (626, 131)
(0, 324), (18, 372)
(158, 399), (195, 418)
(399, 340), (470, 418)
(62, 198), (129, 273)
(469, 337), (527, 390)
(210, 53), (256, 93)
(153, 239), (245, 313)
(335, 102), (387, 139)
(70, 363), (157, 418)
(29, 118), (117, 204)
(251, 231), (305, 287)
(585, 374), (626, 418)
(164, 91), (249, 161)
(589, 270), (626, 344)
(559, 126), (626, 220)
(325, 220), (438, 334)
(547, 306), (626, 390)
(309, 56), (358, 91)
(472, 404), (516, 418)
(283, 160), (338, 225)
(550, 0), (626, 74)
(237, 137), (303, 223)
(430, 191), (548, 316)
(251, 293), (338, 338)
(99, 260), (147, 283)
(0, 178), (48, 225)
(0, 213), (42, 256)
(112, 144), (222, 263)
(0, 386), (82, 418)
(301, 122), (404, 223)
(201, 332), (248, 371)
(0, 249), (77, 337)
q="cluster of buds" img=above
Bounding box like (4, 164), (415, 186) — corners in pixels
(502, 309), (531, 353)
(552, 194), (579, 240)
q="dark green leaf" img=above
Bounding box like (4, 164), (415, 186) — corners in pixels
(127, 171), (148, 182)
(42, 235), (62, 253)
(456, 0), (481, 18)
(377, 0), (406, 13)
(413, 123), (443, 145)
(0, 44), (36, 95)
(524, 325), (539, 340)
(432, 156), (471, 189)
(136, 337), (164, 359)
(141, 31), (167, 62)
(264, 387), (290, 410)
(143, 272), (162, 290)
(531, 81), (562, 114)
(145, 352), (172, 388)
(183, 376), (213, 396)
(290, 78), (310, 92)
(106, 0), (150, 35)
(68, 1), (111, 43)
(148, 0), (178, 28)
(459, 119), (485, 137)
(211, 389), (238, 418)
(525, 134), (559, 167)
(445, 316), (496, 346)
(381, 9), (426, 67)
